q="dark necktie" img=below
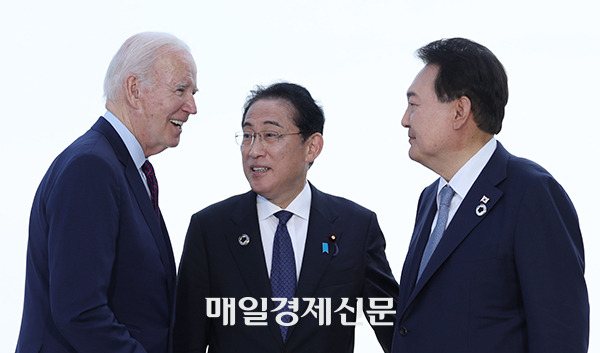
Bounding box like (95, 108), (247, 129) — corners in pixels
(270, 210), (296, 341)
(141, 160), (159, 218)
(418, 185), (455, 281)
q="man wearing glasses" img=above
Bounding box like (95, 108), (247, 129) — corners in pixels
(174, 82), (398, 353)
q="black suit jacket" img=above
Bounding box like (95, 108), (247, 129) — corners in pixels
(392, 142), (588, 353)
(16, 117), (176, 353)
(175, 184), (398, 353)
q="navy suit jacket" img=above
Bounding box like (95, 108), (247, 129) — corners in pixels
(392, 142), (589, 353)
(174, 184), (398, 353)
(16, 118), (177, 353)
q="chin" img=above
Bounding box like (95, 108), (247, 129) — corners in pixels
(408, 149), (422, 163)
(247, 179), (267, 195)
(251, 184), (269, 194)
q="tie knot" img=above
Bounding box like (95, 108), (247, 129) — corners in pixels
(142, 160), (155, 177)
(439, 185), (455, 207)
(274, 210), (293, 225)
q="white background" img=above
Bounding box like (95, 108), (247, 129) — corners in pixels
(1, 0), (598, 352)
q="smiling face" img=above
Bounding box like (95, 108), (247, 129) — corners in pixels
(132, 50), (198, 157)
(401, 64), (458, 173)
(241, 98), (321, 208)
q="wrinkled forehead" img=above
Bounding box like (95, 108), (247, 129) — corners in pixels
(152, 50), (197, 84)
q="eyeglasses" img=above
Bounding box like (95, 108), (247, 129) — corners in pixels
(235, 130), (302, 146)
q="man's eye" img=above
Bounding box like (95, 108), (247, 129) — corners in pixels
(264, 132), (278, 139)
(243, 133), (253, 139)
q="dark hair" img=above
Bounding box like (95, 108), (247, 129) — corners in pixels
(417, 38), (508, 134)
(242, 82), (325, 140)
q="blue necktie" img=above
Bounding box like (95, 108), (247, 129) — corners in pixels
(418, 185), (455, 281)
(141, 160), (160, 218)
(270, 210), (296, 341)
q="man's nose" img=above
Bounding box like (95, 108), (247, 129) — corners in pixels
(184, 94), (197, 115)
(248, 134), (266, 157)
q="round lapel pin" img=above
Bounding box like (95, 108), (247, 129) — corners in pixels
(475, 204), (487, 217)
(238, 234), (250, 246)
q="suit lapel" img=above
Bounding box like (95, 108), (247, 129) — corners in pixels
(225, 191), (273, 299)
(91, 118), (176, 297)
(296, 184), (336, 299)
(224, 191), (284, 344)
(405, 143), (509, 307)
(287, 184), (337, 340)
(397, 185), (437, 313)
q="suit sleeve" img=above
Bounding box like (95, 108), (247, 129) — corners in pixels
(362, 212), (399, 353)
(514, 176), (589, 353)
(174, 214), (210, 353)
(46, 154), (147, 353)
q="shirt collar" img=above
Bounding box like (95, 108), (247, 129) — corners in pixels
(437, 137), (497, 200)
(256, 182), (312, 220)
(102, 110), (147, 169)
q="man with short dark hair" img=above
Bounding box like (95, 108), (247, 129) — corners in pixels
(392, 38), (589, 353)
(16, 32), (198, 353)
(175, 82), (398, 353)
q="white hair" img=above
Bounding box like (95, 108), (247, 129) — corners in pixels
(103, 32), (192, 101)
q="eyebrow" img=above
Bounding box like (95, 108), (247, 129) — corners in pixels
(174, 82), (198, 93)
(242, 120), (283, 128)
(407, 91), (417, 99)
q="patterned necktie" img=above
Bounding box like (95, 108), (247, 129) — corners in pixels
(270, 210), (296, 341)
(417, 185), (455, 281)
(141, 160), (159, 218)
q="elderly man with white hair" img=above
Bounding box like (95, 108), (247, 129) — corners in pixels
(16, 32), (198, 353)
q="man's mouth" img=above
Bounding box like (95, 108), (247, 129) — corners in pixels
(170, 119), (184, 128)
(252, 167), (270, 172)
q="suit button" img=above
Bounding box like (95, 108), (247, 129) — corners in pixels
(398, 326), (408, 336)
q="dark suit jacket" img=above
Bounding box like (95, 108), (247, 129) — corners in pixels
(174, 184), (398, 353)
(392, 142), (589, 353)
(16, 117), (177, 353)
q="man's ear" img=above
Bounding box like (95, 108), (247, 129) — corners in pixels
(305, 133), (324, 164)
(452, 95), (472, 130)
(125, 74), (141, 108)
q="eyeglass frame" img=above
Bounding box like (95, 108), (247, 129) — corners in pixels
(235, 130), (303, 146)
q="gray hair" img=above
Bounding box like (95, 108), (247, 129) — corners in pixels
(103, 32), (192, 101)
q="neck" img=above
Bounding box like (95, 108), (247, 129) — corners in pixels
(265, 181), (307, 210)
(435, 134), (493, 182)
(106, 101), (153, 157)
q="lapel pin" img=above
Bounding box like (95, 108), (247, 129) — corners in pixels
(475, 204), (487, 217)
(476, 195), (490, 216)
(238, 234), (250, 246)
(322, 242), (329, 254)
(328, 234), (339, 257)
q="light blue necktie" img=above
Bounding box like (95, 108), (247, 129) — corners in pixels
(417, 185), (455, 281)
(270, 210), (296, 341)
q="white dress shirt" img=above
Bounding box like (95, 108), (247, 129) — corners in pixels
(431, 137), (497, 232)
(257, 182), (311, 280)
